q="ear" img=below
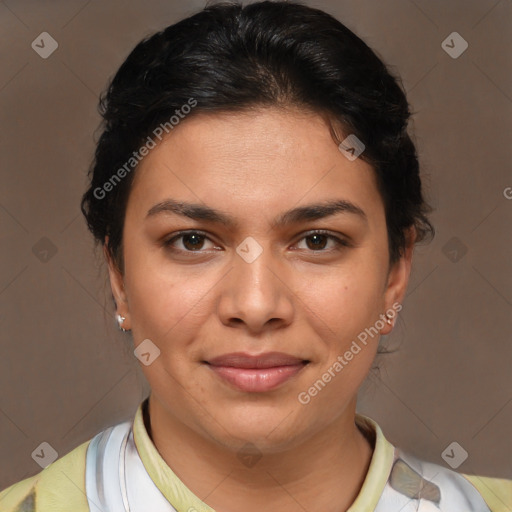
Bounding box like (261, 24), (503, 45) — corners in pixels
(104, 236), (130, 327)
(379, 226), (416, 335)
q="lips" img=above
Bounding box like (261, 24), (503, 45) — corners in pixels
(204, 352), (310, 392)
(207, 352), (307, 369)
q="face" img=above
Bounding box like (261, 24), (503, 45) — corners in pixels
(106, 107), (414, 453)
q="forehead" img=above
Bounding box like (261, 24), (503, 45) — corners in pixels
(127, 108), (384, 227)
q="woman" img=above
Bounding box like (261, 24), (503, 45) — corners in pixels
(1, 1), (510, 511)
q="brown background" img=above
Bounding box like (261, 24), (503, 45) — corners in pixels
(1, 0), (511, 490)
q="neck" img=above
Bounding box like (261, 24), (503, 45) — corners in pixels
(145, 395), (374, 512)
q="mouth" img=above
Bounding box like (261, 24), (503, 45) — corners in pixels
(203, 352), (310, 393)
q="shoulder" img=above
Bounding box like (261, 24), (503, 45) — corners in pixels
(381, 447), (512, 512)
(0, 439), (91, 512)
(461, 473), (512, 512)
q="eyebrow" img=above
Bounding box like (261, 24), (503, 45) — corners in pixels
(146, 198), (368, 229)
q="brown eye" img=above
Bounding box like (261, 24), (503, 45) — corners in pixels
(304, 233), (329, 250)
(295, 231), (350, 252)
(164, 231), (216, 252)
(181, 233), (206, 251)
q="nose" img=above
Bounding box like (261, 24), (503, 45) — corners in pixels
(216, 238), (294, 334)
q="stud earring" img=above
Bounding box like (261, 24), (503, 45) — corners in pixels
(116, 314), (128, 332)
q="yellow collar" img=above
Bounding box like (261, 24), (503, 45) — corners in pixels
(132, 399), (395, 512)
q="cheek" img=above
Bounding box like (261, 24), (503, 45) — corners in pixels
(297, 267), (382, 409)
(123, 248), (216, 341)
(299, 257), (385, 346)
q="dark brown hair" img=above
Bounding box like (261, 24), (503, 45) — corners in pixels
(81, 0), (434, 276)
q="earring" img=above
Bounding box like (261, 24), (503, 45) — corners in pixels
(116, 314), (128, 332)
(385, 314), (393, 326)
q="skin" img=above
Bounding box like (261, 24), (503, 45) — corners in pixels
(105, 107), (415, 512)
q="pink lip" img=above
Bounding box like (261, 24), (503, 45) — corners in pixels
(205, 352), (309, 392)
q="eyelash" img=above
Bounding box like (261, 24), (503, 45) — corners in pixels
(162, 230), (351, 254)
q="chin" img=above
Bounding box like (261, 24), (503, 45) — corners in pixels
(205, 405), (305, 451)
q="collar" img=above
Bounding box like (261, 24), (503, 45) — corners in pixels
(132, 398), (396, 512)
